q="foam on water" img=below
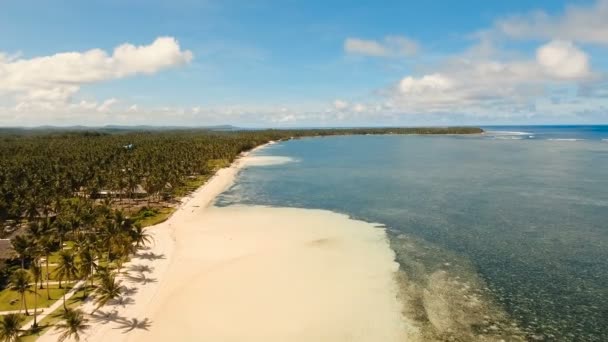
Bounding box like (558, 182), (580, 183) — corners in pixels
(242, 156), (297, 167)
(547, 138), (586, 141)
(484, 131), (536, 141)
(492, 136), (524, 140)
(486, 131), (532, 136)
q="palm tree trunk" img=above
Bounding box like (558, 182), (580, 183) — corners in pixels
(33, 285), (38, 327)
(89, 276), (94, 296)
(45, 257), (50, 299)
(19, 293), (24, 314)
(23, 292), (29, 316)
(83, 269), (89, 298)
(62, 289), (67, 310)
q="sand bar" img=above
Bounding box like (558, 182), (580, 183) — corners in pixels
(39, 144), (407, 341)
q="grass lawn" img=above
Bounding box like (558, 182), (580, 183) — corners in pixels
(207, 158), (231, 171)
(0, 283), (77, 312)
(172, 174), (211, 197)
(171, 158), (232, 198)
(41, 264), (80, 282)
(45, 242), (76, 264)
(19, 286), (89, 342)
(136, 207), (175, 227)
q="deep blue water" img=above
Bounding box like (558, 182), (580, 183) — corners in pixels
(218, 126), (608, 341)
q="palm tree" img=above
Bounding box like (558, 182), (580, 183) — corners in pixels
(30, 261), (43, 328)
(53, 218), (72, 251)
(39, 237), (55, 300)
(76, 245), (96, 298)
(54, 250), (79, 310)
(92, 272), (122, 313)
(10, 235), (31, 269)
(55, 308), (89, 342)
(0, 313), (22, 342)
(9, 269), (32, 316)
(130, 223), (153, 248)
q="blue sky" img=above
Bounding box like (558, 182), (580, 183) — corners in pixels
(0, 0), (606, 126)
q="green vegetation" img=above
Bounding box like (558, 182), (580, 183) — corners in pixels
(0, 284), (76, 312)
(132, 207), (175, 227)
(19, 287), (87, 342)
(0, 313), (23, 341)
(54, 308), (89, 342)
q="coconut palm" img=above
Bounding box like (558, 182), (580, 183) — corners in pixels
(0, 313), (22, 342)
(55, 308), (89, 342)
(38, 237), (55, 300)
(76, 245), (96, 298)
(10, 235), (31, 269)
(92, 272), (122, 313)
(29, 261), (43, 328)
(52, 218), (72, 251)
(54, 250), (79, 310)
(129, 223), (153, 248)
(9, 269), (32, 316)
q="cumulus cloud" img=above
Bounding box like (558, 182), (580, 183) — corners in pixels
(0, 37), (193, 104)
(495, 0), (608, 44)
(331, 99), (370, 114)
(400, 74), (453, 94)
(97, 98), (118, 112)
(344, 35), (418, 57)
(333, 99), (349, 110)
(127, 104), (139, 113)
(392, 39), (595, 114)
(352, 103), (367, 113)
(536, 40), (590, 79)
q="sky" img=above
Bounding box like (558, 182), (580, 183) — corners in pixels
(0, 0), (607, 127)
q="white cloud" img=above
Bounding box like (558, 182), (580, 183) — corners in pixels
(392, 39), (596, 114)
(98, 98), (118, 112)
(127, 104), (139, 113)
(536, 40), (590, 79)
(0, 36), (193, 105)
(400, 74), (454, 94)
(352, 103), (367, 113)
(495, 0), (608, 44)
(331, 99), (369, 114)
(333, 99), (349, 110)
(344, 35), (418, 57)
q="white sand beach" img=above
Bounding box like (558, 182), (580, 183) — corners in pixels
(39, 144), (407, 342)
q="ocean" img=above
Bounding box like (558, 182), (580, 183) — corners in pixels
(217, 126), (608, 341)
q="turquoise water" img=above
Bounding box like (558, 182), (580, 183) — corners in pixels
(217, 130), (608, 341)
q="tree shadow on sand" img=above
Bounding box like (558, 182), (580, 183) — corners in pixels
(90, 310), (122, 325)
(122, 286), (139, 297)
(124, 272), (157, 285)
(134, 252), (165, 261)
(90, 310), (152, 333)
(114, 296), (136, 308)
(128, 264), (154, 274)
(113, 317), (152, 333)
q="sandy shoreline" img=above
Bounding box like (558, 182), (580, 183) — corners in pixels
(39, 142), (407, 341)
